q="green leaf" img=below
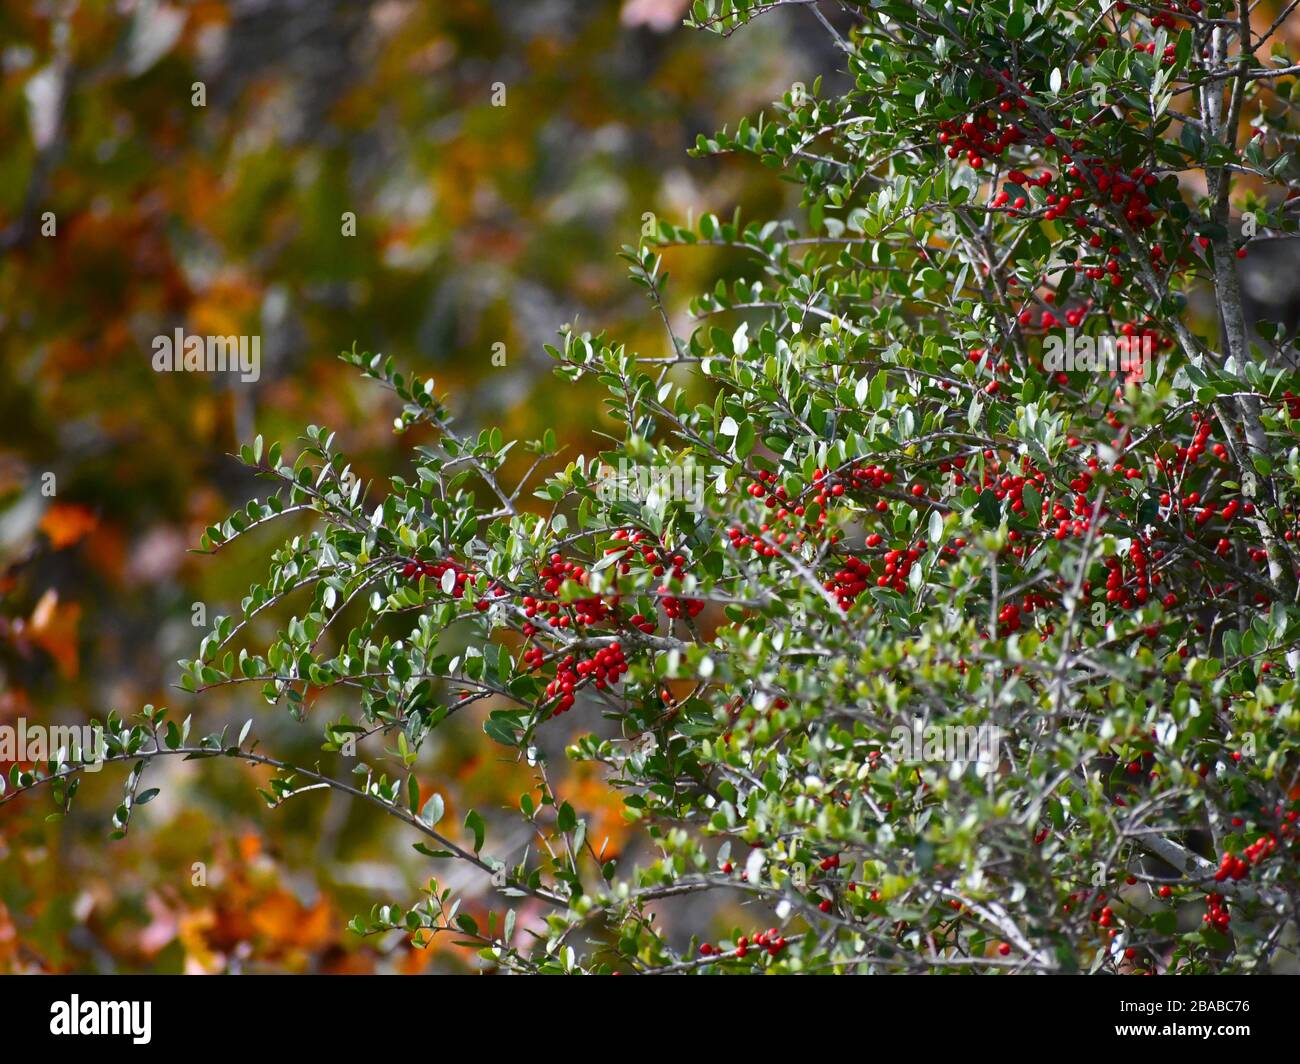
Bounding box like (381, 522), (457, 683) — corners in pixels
(976, 488), (1001, 528)
(870, 370), (888, 410)
(1020, 483), (1043, 526)
(421, 793), (445, 828)
(465, 809), (486, 852)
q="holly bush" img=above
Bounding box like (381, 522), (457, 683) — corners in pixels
(9, 0), (1300, 974)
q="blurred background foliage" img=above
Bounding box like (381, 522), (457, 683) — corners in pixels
(0, 0), (840, 972)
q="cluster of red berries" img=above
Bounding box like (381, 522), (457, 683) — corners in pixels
(1067, 161), (1161, 232)
(1171, 412), (1215, 472)
(985, 457), (1096, 544)
(730, 488), (812, 551)
(1143, 5), (1187, 31)
(537, 643), (627, 716)
(579, 643), (627, 687)
(1101, 540), (1157, 610)
(1215, 852), (1250, 881)
(935, 89), (1029, 170)
(1147, 416), (1272, 575)
(605, 528), (658, 573)
(824, 556), (870, 610)
(1029, 296), (1091, 333)
(698, 928), (788, 961)
(1164, 492), (1252, 530)
(729, 468), (830, 555)
(707, 927), (789, 961)
(747, 468), (787, 504)
(625, 611), (657, 634)
(543, 657), (580, 715)
(402, 558), (469, 596)
(1204, 892), (1231, 933)
(1061, 887), (1121, 937)
(726, 525), (780, 557)
(1121, 318), (1167, 344)
(728, 463), (917, 560)
(599, 531), (706, 621)
(661, 596), (705, 621)
(657, 553), (704, 621)
(748, 468), (826, 521)
(835, 464), (898, 511)
(1001, 160), (1164, 324)
(987, 587), (1050, 629)
(604, 529), (679, 579)
(1001, 161), (1161, 305)
(876, 544), (928, 591)
(936, 454), (969, 489)
(1214, 834), (1277, 882)
(998, 468), (1047, 516)
(996, 601), (1025, 636)
(1131, 37), (1179, 62)
(523, 553), (614, 629)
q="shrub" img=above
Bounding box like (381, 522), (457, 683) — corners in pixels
(9, 0), (1300, 974)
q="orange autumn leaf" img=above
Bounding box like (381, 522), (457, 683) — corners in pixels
(29, 590), (81, 679)
(248, 889), (334, 951)
(558, 765), (632, 857)
(237, 832), (263, 863)
(177, 908), (223, 975)
(39, 503), (98, 549)
(189, 272), (260, 338)
(397, 942), (438, 974)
